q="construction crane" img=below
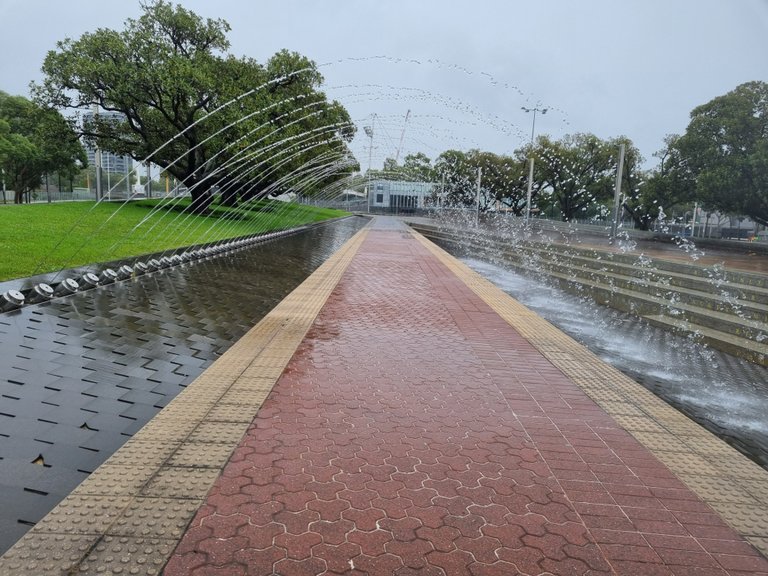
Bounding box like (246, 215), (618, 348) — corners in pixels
(394, 109), (411, 164)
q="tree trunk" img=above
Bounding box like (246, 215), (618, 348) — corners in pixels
(189, 188), (213, 214)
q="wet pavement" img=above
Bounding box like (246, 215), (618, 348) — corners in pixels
(3, 216), (768, 575)
(0, 217), (368, 554)
(162, 217), (768, 575)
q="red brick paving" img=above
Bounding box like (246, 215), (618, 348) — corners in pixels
(163, 219), (768, 576)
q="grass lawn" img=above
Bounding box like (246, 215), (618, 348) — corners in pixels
(0, 198), (348, 282)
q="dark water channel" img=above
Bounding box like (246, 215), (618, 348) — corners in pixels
(0, 216), (368, 554)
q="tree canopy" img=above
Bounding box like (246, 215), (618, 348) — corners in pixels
(622, 135), (695, 230)
(534, 133), (631, 222)
(33, 0), (355, 212)
(674, 81), (768, 226)
(0, 91), (86, 203)
(432, 149), (530, 214)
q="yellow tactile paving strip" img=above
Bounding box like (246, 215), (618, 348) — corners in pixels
(0, 228), (369, 576)
(412, 228), (768, 558)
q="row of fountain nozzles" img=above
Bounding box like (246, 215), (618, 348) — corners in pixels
(0, 231), (290, 313)
(0, 264), (138, 312)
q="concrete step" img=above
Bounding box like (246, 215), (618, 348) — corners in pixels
(528, 263), (768, 344)
(514, 243), (768, 307)
(642, 314), (768, 366)
(411, 225), (768, 366)
(530, 256), (768, 325)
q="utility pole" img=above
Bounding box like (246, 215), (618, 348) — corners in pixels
(610, 143), (626, 242)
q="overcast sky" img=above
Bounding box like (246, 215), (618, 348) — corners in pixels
(1, 0), (766, 170)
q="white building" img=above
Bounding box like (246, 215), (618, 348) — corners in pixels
(368, 179), (436, 211)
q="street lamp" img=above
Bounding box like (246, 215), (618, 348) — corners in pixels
(521, 106), (547, 221)
(521, 106), (548, 146)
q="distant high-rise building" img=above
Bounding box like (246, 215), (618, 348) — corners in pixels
(82, 110), (133, 174)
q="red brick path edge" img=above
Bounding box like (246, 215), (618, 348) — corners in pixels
(163, 219), (768, 576)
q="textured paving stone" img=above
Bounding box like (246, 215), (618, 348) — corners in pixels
(162, 218), (768, 576)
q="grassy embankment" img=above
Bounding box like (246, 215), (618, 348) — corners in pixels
(0, 198), (347, 282)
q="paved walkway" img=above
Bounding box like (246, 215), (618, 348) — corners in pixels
(3, 217), (768, 575)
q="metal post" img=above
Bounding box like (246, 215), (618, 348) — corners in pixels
(146, 162), (151, 198)
(476, 166), (482, 227)
(1, 167), (6, 204)
(45, 173), (51, 203)
(691, 201), (698, 238)
(106, 154), (111, 199)
(93, 104), (102, 200)
(525, 157), (534, 222)
(95, 150), (102, 200)
(441, 172), (445, 211)
(610, 143), (626, 242)
(365, 119), (374, 214)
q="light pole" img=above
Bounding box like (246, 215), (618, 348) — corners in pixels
(521, 106), (547, 221)
(521, 106), (547, 146)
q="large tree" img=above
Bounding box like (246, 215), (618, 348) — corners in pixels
(622, 135), (696, 230)
(535, 133), (618, 222)
(34, 1), (354, 212)
(0, 91), (86, 203)
(433, 149), (530, 212)
(371, 153), (435, 183)
(675, 81), (768, 225)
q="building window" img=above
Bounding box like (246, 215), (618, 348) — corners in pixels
(376, 194), (384, 203)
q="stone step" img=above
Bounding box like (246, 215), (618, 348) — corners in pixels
(642, 314), (768, 366)
(514, 243), (768, 306)
(411, 225), (768, 366)
(532, 264), (768, 345)
(528, 239), (768, 291)
(530, 256), (768, 324)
